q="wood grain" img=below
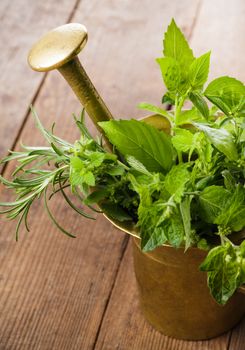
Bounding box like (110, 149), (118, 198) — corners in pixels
(0, 0), (244, 349)
(0, 0), (79, 158)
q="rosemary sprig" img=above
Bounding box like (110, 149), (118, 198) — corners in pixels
(0, 109), (98, 240)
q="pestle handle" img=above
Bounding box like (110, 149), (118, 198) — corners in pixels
(28, 23), (113, 146)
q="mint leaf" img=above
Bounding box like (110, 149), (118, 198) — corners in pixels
(70, 156), (84, 171)
(89, 152), (105, 167)
(162, 212), (185, 248)
(141, 226), (167, 252)
(199, 185), (245, 232)
(180, 196), (194, 250)
(101, 202), (132, 222)
(189, 92), (209, 119)
(99, 119), (175, 172)
(163, 19), (194, 69)
(85, 189), (108, 205)
(199, 186), (231, 223)
(200, 243), (244, 304)
(215, 185), (245, 232)
(83, 171), (95, 186)
(156, 57), (181, 92)
(126, 156), (151, 176)
(105, 165), (125, 176)
(70, 172), (83, 186)
(194, 123), (238, 160)
(164, 163), (191, 202)
(204, 76), (245, 115)
(188, 52), (211, 89)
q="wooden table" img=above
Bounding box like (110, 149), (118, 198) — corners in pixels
(0, 0), (244, 349)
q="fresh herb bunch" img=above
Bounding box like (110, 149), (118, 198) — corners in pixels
(0, 19), (245, 305)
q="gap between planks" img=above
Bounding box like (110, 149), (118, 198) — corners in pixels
(0, 0), (81, 177)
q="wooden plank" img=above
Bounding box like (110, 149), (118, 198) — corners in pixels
(0, 0), (79, 158)
(228, 318), (245, 350)
(93, 0), (245, 349)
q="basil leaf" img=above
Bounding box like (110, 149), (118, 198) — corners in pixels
(189, 92), (209, 119)
(204, 76), (245, 115)
(194, 123), (238, 160)
(137, 102), (172, 120)
(163, 19), (194, 70)
(156, 57), (181, 92)
(188, 52), (211, 89)
(99, 119), (175, 172)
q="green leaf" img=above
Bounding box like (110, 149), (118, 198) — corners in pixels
(200, 243), (243, 304)
(162, 93), (175, 105)
(172, 128), (194, 152)
(176, 108), (207, 126)
(99, 119), (175, 172)
(199, 186), (231, 224)
(194, 123), (238, 160)
(83, 172), (95, 186)
(137, 102), (172, 120)
(222, 170), (236, 191)
(215, 185), (245, 232)
(101, 202), (132, 222)
(164, 163), (191, 203)
(162, 213), (185, 248)
(84, 189), (108, 205)
(204, 76), (245, 115)
(70, 172), (83, 186)
(180, 196), (194, 250)
(189, 92), (209, 119)
(70, 156), (83, 171)
(89, 152), (105, 167)
(163, 19), (194, 70)
(126, 156), (151, 176)
(188, 52), (211, 89)
(105, 165), (125, 176)
(156, 57), (181, 91)
(141, 226), (167, 252)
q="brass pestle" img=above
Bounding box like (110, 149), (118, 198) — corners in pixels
(28, 23), (113, 147)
